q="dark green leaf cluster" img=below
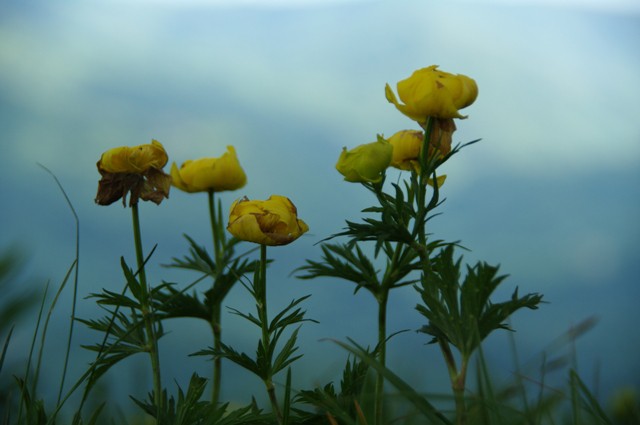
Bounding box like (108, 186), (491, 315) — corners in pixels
(416, 245), (543, 358)
(131, 374), (271, 425)
(297, 241), (427, 300)
(198, 294), (315, 382)
(296, 356), (371, 424)
(158, 235), (259, 320)
(78, 256), (170, 399)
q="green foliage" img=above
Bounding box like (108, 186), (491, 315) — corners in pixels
(198, 292), (314, 382)
(165, 234), (259, 309)
(3, 78), (623, 425)
(297, 356), (372, 424)
(416, 245), (543, 358)
(131, 374), (271, 425)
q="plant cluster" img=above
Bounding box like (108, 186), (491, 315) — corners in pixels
(1, 65), (627, 425)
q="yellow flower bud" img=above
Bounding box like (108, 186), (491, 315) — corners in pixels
(388, 121), (456, 171)
(385, 65), (478, 123)
(227, 195), (309, 246)
(388, 130), (423, 171)
(97, 139), (168, 174)
(335, 137), (392, 183)
(171, 146), (247, 193)
(95, 139), (171, 207)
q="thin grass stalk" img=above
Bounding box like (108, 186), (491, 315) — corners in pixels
(507, 322), (532, 419)
(131, 204), (163, 418)
(17, 281), (49, 424)
(32, 260), (77, 424)
(38, 164), (81, 406)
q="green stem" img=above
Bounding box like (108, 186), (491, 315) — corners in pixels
(131, 204), (163, 418)
(415, 116), (434, 251)
(374, 290), (388, 425)
(211, 304), (222, 405)
(208, 190), (223, 405)
(438, 339), (467, 425)
(208, 190), (222, 264)
(257, 244), (283, 424)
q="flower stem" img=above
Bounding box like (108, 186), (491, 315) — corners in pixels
(211, 304), (222, 405)
(374, 290), (388, 425)
(438, 335), (468, 424)
(208, 190), (222, 264)
(131, 204), (163, 418)
(208, 190), (223, 405)
(257, 244), (283, 424)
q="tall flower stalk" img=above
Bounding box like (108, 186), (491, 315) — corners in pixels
(131, 203), (163, 413)
(168, 145), (248, 405)
(256, 244), (282, 422)
(207, 190), (223, 405)
(93, 139), (172, 419)
(212, 194), (310, 424)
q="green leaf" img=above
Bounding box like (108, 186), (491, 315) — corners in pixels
(271, 327), (303, 375)
(416, 245), (543, 358)
(296, 243), (381, 296)
(196, 342), (262, 378)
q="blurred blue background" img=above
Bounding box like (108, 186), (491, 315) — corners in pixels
(1, 0), (639, 415)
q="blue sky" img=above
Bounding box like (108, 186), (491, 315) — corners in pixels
(1, 0), (639, 412)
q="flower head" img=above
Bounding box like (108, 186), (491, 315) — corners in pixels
(385, 65), (478, 123)
(98, 139), (168, 173)
(335, 137), (392, 183)
(388, 130), (423, 171)
(227, 195), (309, 246)
(171, 146), (247, 193)
(95, 139), (171, 206)
(388, 121), (455, 171)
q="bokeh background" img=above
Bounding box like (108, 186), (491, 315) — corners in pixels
(1, 0), (639, 416)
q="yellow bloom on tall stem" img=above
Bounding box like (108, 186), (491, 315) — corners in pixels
(335, 137), (393, 183)
(169, 146), (246, 406)
(227, 195), (309, 246)
(170, 146), (247, 193)
(95, 139), (171, 206)
(385, 65), (478, 123)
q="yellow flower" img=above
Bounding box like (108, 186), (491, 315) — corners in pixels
(385, 65), (478, 122)
(95, 139), (171, 206)
(388, 130), (423, 171)
(98, 139), (168, 174)
(227, 195), (309, 246)
(171, 146), (247, 193)
(388, 121), (456, 171)
(335, 137), (392, 183)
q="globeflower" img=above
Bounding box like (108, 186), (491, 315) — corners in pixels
(335, 137), (392, 183)
(388, 130), (423, 171)
(388, 122), (455, 171)
(171, 146), (247, 193)
(385, 65), (478, 123)
(227, 195), (309, 246)
(95, 139), (171, 206)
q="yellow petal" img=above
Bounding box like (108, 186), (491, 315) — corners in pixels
(171, 146), (247, 193)
(99, 140), (168, 174)
(227, 195), (308, 246)
(387, 66), (478, 122)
